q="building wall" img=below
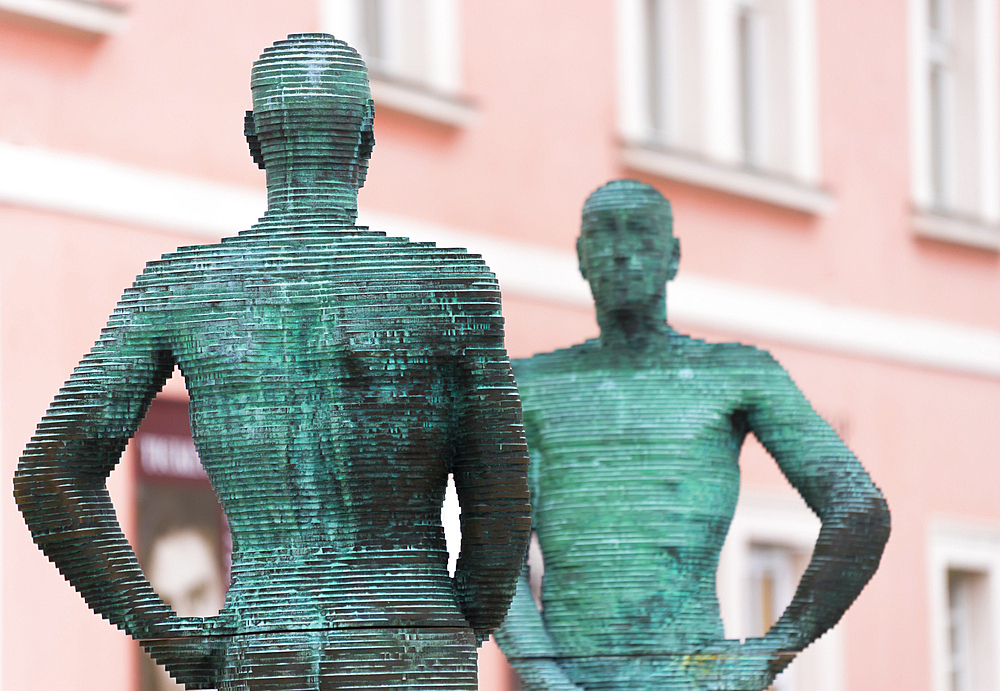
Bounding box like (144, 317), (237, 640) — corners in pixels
(1, 1), (998, 691)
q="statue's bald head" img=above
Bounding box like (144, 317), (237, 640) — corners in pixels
(245, 34), (374, 186)
(581, 180), (673, 230)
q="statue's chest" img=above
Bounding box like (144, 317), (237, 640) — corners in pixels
(522, 368), (744, 526)
(522, 368), (745, 452)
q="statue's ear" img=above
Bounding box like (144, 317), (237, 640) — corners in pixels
(244, 110), (265, 170)
(358, 98), (375, 163)
(666, 237), (680, 281)
(577, 236), (588, 280)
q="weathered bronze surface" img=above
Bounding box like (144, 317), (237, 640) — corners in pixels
(14, 34), (531, 690)
(495, 180), (890, 691)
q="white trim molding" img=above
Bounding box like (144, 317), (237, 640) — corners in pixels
(622, 143), (834, 215)
(1, 141), (998, 379)
(913, 210), (1000, 252)
(928, 520), (1000, 691)
(0, 141), (265, 236)
(355, 210), (1000, 378)
(371, 78), (475, 128)
(0, 0), (126, 35)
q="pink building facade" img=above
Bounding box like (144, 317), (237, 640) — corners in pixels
(1, 1), (999, 690)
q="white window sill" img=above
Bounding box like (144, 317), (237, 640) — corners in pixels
(369, 75), (475, 129)
(0, 0), (125, 35)
(621, 143), (834, 216)
(912, 210), (1000, 251)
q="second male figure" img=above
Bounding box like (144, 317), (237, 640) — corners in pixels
(496, 180), (890, 691)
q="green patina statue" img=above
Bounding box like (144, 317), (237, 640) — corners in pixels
(14, 34), (530, 690)
(495, 180), (890, 691)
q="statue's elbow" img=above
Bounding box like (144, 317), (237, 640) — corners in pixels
(13, 454), (67, 532)
(867, 489), (891, 551)
(846, 485), (890, 557)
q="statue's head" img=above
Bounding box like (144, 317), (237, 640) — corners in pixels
(577, 180), (679, 314)
(245, 34), (375, 189)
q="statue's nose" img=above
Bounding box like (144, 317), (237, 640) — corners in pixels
(611, 221), (631, 259)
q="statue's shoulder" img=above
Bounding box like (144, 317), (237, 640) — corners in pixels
(389, 236), (491, 270)
(117, 241), (232, 310)
(677, 335), (779, 368)
(512, 340), (599, 379)
(135, 239), (234, 285)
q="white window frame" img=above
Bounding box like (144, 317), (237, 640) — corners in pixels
(0, 0), (125, 35)
(617, 0), (831, 215)
(319, 0), (474, 127)
(909, 0), (1000, 251)
(716, 491), (845, 691)
(928, 520), (1000, 691)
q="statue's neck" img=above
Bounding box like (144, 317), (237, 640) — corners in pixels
(262, 163), (360, 224)
(596, 297), (672, 350)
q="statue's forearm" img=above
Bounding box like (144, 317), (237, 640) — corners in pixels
(453, 468), (531, 639)
(16, 443), (219, 687)
(15, 350), (188, 640)
(764, 488), (890, 651)
(495, 565), (583, 691)
(494, 564), (555, 658)
(14, 452), (178, 639)
(453, 349), (531, 640)
(746, 363), (892, 653)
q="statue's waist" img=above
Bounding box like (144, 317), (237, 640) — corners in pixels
(217, 552), (465, 634)
(229, 544), (450, 572)
(538, 590), (726, 656)
(208, 607), (471, 635)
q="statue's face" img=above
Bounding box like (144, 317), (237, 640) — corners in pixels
(578, 201), (677, 312)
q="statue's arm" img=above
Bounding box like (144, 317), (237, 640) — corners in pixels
(495, 425), (583, 691)
(450, 298), (532, 644)
(495, 562), (584, 691)
(13, 291), (217, 686)
(743, 351), (890, 656)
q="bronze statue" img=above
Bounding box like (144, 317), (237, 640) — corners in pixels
(495, 180), (890, 690)
(14, 34), (531, 690)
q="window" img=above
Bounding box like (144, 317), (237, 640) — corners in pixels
(319, 0), (474, 127)
(947, 570), (993, 691)
(717, 492), (845, 691)
(909, 0), (1000, 250)
(929, 522), (1000, 691)
(617, 0), (830, 214)
(0, 0), (126, 36)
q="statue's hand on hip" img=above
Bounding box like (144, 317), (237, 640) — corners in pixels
(681, 639), (795, 691)
(139, 616), (228, 689)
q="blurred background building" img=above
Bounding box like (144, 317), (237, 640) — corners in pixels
(1, 0), (999, 690)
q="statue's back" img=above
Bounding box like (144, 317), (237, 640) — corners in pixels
(126, 227), (510, 688)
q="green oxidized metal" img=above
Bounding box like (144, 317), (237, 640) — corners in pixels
(495, 180), (890, 691)
(14, 34), (531, 690)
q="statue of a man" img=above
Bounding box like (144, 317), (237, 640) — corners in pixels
(495, 180), (890, 691)
(14, 34), (531, 690)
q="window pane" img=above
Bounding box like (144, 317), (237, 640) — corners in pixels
(645, 0), (667, 138)
(929, 63), (950, 208)
(946, 569), (993, 691)
(362, 0), (385, 63)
